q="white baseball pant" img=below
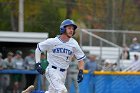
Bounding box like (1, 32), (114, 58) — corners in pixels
(45, 65), (67, 93)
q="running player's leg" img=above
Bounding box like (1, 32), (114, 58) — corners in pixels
(45, 67), (67, 93)
(44, 85), (55, 93)
(45, 91), (49, 93)
(47, 84), (67, 93)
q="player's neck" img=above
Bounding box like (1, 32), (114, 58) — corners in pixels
(60, 34), (70, 42)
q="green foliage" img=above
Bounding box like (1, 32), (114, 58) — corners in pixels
(0, 4), (11, 30)
(0, 0), (19, 31)
(1, 0), (140, 35)
(0, 0), (18, 30)
(24, 0), (62, 37)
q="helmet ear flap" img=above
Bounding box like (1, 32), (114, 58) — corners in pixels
(60, 27), (66, 34)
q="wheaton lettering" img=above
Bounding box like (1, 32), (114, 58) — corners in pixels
(52, 48), (72, 55)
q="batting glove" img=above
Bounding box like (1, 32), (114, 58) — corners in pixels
(77, 69), (83, 83)
(35, 63), (44, 75)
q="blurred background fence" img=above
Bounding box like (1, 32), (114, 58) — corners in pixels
(80, 29), (140, 47)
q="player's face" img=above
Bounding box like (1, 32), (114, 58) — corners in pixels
(65, 25), (74, 38)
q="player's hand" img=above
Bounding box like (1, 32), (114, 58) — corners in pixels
(35, 63), (44, 75)
(77, 69), (83, 83)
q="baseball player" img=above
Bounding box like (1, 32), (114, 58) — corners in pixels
(35, 19), (86, 93)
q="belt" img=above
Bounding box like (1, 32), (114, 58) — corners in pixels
(52, 66), (66, 72)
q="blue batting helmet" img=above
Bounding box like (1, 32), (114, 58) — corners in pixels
(60, 19), (77, 34)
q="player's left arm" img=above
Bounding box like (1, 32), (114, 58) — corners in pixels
(77, 60), (85, 83)
(72, 39), (86, 83)
(78, 60), (84, 70)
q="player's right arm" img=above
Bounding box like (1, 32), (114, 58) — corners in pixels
(35, 47), (44, 74)
(35, 47), (42, 64)
(35, 39), (52, 74)
(35, 38), (52, 63)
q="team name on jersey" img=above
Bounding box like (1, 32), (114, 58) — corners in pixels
(52, 48), (72, 55)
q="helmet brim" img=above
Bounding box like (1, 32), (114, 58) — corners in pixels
(64, 24), (77, 30)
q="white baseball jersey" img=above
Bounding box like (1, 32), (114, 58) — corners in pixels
(37, 36), (86, 69)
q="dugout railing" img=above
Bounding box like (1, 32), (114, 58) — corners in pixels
(79, 29), (140, 70)
(0, 69), (41, 91)
(80, 29), (140, 46)
(1, 70), (140, 93)
(80, 29), (122, 69)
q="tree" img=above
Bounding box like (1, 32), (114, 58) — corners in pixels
(65, 0), (77, 19)
(24, 0), (62, 37)
(0, 0), (18, 31)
